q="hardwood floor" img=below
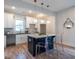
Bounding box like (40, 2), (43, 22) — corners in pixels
(5, 43), (31, 59)
(4, 43), (75, 59)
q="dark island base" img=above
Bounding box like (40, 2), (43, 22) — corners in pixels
(28, 36), (55, 56)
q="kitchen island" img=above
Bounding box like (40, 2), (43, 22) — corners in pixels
(27, 34), (55, 56)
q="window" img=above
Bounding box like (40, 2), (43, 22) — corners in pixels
(16, 20), (24, 32)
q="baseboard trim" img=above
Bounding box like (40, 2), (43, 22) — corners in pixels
(16, 42), (75, 50)
(16, 42), (27, 46)
(55, 43), (75, 50)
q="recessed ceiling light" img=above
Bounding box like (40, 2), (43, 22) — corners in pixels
(11, 6), (16, 10)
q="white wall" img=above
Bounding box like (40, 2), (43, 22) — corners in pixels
(46, 16), (56, 34)
(56, 7), (75, 47)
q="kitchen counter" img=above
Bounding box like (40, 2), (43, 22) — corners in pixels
(5, 33), (28, 35)
(27, 34), (55, 38)
(5, 33), (28, 46)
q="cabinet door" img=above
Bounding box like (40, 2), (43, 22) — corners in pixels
(4, 13), (8, 28)
(25, 18), (29, 28)
(16, 35), (21, 44)
(8, 14), (15, 28)
(24, 34), (27, 43)
(4, 13), (15, 28)
(26, 17), (32, 28)
(21, 34), (27, 43)
(26, 17), (36, 28)
(16, 34), (27, 44)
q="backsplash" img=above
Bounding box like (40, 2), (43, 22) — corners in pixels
(4, 28), (38, 34)
(4, 28), (15, 34)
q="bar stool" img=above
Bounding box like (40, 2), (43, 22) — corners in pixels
(36, 35), (59, 59)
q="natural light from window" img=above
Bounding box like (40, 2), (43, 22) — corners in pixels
(16, 20), (24, 32)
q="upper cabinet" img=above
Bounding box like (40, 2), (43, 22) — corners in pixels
(26, 17), (38, 28)
(39, 19), (46, 24)
(26, 16), (47, 28)
(4, 13), (8, 28)
(4, 13), (15, 28)
(26, 17), (32, 28)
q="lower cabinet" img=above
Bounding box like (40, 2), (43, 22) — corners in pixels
(16, 34), (27, 45)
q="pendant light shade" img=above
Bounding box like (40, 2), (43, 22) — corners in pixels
(63, 18), (74, 29)
(34, 0), (37, 2)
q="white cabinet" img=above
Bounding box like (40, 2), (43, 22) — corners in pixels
(39, 19), (46, 24)
(16, 34), (27, 45)
(4, 36), (6, 48)
(4, 13), (15, 28)
(16, 35), (21, 44)
(8, 14), (15, 28)
(26, 16), (47, 33)
(4, 13), (8, 28)
(21, 34), (27, 43)
(26, 17), (38, 28)
(26, 17), (30, 28)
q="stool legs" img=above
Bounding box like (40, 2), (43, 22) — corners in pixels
(36, 45), (41, 59)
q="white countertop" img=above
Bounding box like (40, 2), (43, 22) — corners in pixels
(27, 34), (55, 38)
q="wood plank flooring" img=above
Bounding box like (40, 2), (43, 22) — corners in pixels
(4, 43), (75, 59)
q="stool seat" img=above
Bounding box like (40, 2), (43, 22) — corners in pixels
(35, 36), (58, 58)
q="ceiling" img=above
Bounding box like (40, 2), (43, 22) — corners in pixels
(4, 0), (75, 12)
(4, 0), (75, 18)
(22, 0), (75, 12)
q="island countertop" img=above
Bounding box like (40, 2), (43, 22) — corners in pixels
(27, 34), (55, 38)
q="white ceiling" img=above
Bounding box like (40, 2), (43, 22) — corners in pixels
(4, 0), (75, 15)
(22, 0), (75, 12)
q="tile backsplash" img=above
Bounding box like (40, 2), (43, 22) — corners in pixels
(4, 28), (38, 34)
(4, 28), (15, 34)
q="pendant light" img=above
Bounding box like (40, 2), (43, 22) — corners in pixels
(63, 18), (74, 29)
